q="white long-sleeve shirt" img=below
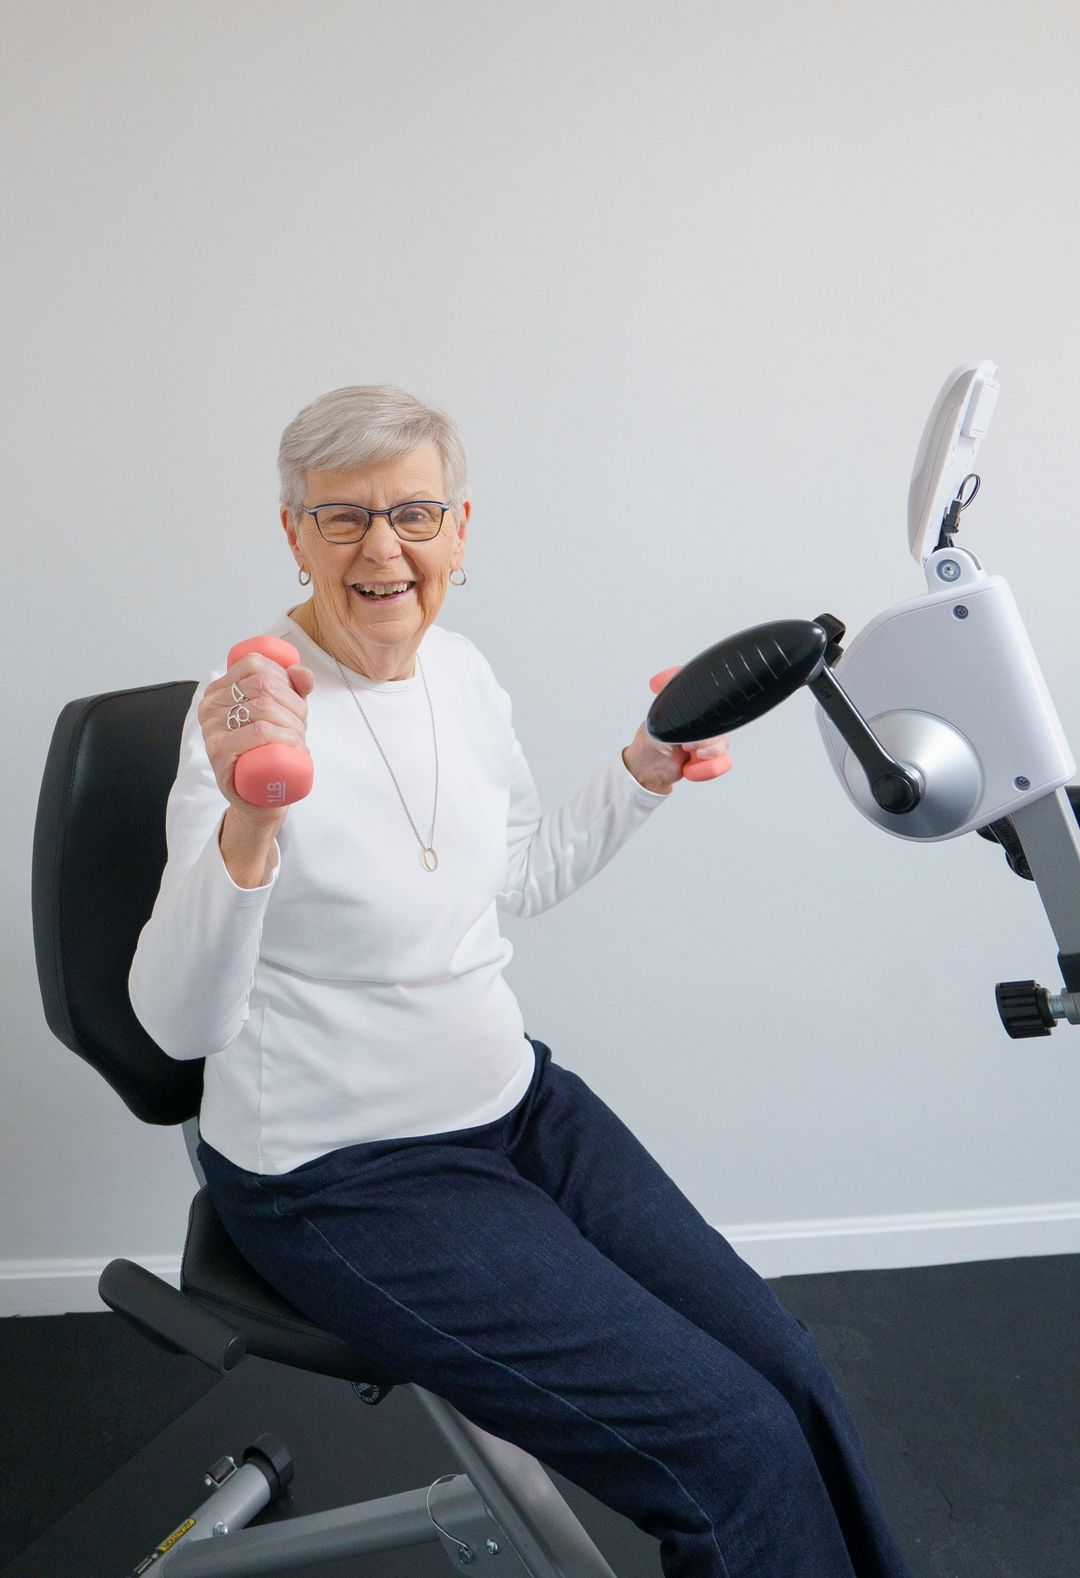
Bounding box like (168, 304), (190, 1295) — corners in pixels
(128, 611), (668, 1173)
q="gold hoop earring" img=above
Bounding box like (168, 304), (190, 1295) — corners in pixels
(449, 566), (467, 586)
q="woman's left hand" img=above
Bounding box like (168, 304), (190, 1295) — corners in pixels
(621, 665), (733, 796)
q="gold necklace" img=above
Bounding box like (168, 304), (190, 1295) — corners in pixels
(335, 654), (440, 871)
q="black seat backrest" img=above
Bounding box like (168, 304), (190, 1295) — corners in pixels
(32, 681), (205, 1125)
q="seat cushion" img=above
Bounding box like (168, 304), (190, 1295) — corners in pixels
(181, 1187), (403, 1397)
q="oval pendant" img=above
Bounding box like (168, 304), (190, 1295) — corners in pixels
(421, 847), (439, 872)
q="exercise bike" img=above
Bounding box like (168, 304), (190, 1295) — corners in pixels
(648, 360), (1080, 1041)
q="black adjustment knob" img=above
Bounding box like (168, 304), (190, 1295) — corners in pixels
(995, 981), (1056, 1039)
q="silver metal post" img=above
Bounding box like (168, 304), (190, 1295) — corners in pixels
(415, 1389), (618, 1578)
(159, 1475), (493, 1575)
(1010, 786), (1080, 963)
(183, 1116), (207, 1188)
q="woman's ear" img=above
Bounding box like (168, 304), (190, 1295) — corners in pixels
(281, 505), (303, 565)
(455, 497), (471, 554)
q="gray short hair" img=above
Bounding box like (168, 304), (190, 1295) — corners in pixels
(278, 384), (469, 520)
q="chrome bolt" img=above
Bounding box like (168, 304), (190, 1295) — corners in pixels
(486, 1539), (501, 1555)
(1048, 992), (1080, 1025)
(212, 1522), (229, 1537)
(937, 560), (961, 581)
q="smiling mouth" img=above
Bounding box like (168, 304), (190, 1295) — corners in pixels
(351, 582), (416, 603)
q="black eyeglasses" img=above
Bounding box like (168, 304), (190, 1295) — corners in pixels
(304, 500), (450, 544)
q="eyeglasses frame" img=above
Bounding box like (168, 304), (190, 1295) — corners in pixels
(303, 500), (452, 544)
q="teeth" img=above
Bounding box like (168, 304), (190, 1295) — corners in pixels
(355, 581), (412, 596)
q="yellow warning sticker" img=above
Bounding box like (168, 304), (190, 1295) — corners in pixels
(157, 1517), (197, 1553)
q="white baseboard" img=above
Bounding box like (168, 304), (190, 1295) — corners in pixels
(2, 1204), (1079, 1318)
(0, 1256), (181, 1318)
(727, 1200), (1080, 1279)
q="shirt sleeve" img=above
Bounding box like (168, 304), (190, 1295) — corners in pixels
(127, 671), (282, 1061)
(496, 729), (669, 919)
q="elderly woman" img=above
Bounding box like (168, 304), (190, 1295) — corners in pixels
(129, 385), (911, 1578)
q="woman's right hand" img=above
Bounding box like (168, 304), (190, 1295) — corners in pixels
(199, 653), (317, 829)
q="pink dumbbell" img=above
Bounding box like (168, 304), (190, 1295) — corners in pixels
(226, 636), (315, 808)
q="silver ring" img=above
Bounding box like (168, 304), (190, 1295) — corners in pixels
(227, 679), (252, 730)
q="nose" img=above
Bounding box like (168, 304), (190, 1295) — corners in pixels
(359, 515), (408, 563)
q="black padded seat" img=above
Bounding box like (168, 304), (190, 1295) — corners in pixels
(182, 1186), (405, 1391)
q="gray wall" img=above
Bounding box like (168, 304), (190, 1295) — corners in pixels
(6, 0), (1080, 1311)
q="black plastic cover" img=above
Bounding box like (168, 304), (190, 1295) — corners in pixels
(243, 1434), (295, 1499)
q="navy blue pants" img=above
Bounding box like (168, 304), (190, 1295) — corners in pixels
(197, 1038), (912, 1578)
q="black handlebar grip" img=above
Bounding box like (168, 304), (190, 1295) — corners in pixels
(99, 1258), (246, 1375)
(647, 620), (829, 743)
